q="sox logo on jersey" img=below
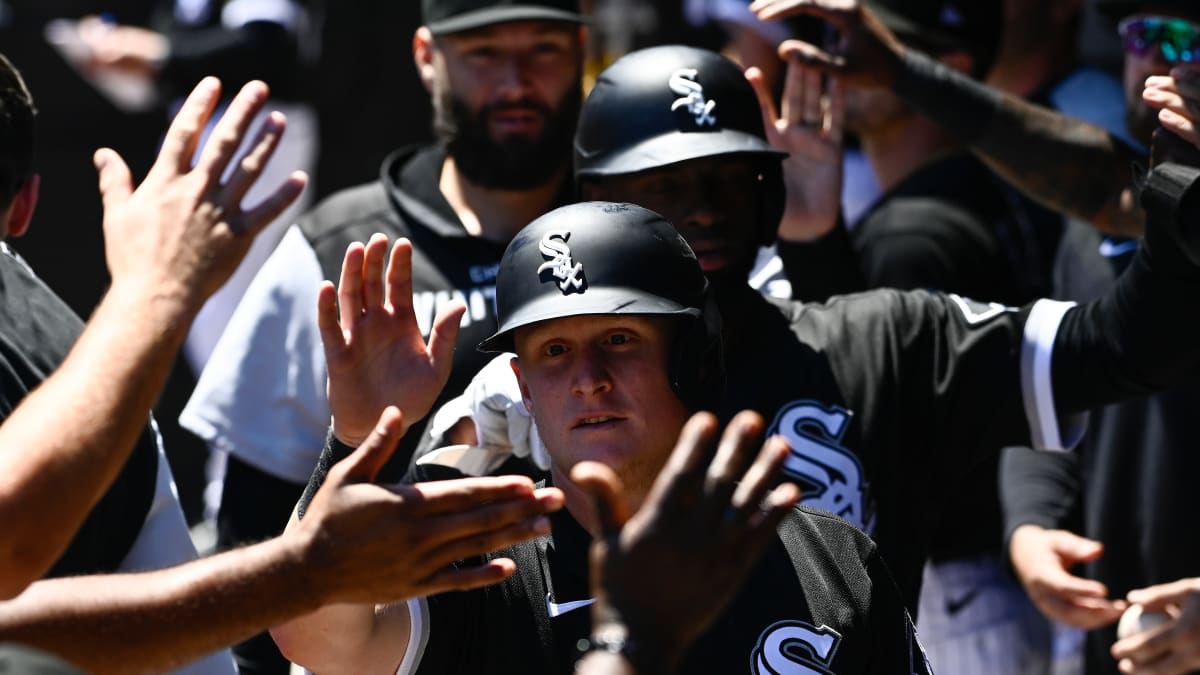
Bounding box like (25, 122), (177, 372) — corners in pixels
(751, 620), (842, 675)
(768, 401), (875, 534)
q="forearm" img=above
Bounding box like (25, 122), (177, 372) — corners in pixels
(0, 534), (319, 674)
(778, 222), (866, 302)
(893, 49), (1144, 235)
(0, 284), (196, 595)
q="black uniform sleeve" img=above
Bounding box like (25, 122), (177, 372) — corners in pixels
(777, 218), (866, 303)
(1049, 163), (1200, 414)
(999, 445), (1082, 548)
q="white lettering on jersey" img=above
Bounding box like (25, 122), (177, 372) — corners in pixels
(537, 230), (586, 293)
(769, 401), (874, 533)
(410, 286), (496, 337)
(948, 293), (1012, 325)
(669, 68), (717, 127)
(751, 620), (842, 675)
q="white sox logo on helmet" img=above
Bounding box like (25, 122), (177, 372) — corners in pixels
(537, 230), (586, 293)
(669, 68), (717, 127)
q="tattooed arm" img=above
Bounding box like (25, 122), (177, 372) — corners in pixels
(749, 0), (1145, 237)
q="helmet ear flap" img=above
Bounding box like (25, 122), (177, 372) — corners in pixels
(670, 292), (725, 411)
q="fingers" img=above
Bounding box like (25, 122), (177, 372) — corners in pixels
(1037, 592), (1126, 630)
(194, 80), (270, 183)
(384, 238), (415, 317)
(429, 300), (467, 383)
(826, 77), (846, 142)
(729, 435), (793, 517)
(157, 77), (221, 176)
(240, 170), (307, 235)
(746, 67), (780, 134)
(418, 558), (518, 595)
(222, 110), (285, 207)
(778, 41), (842, 75)
(781, 55), (804, 127)
(427, 509), (555, 563)
(570, 460), (630, 536)
(337, 242), (366, 332)
(802, 68), (823, 128)
(94, 148), (133, 212)
(316, 281), (345, 360)
(402, 476), (544, 517)
(362, 233), (390, 311)
(337, 406), (405, 484)
(703, 411), (766, 515)
(1052, 530), (1107, 565)
(654, 412), (722, 506)
(1129, 579), (1199, 611)
(1113, 620), (1179, 672)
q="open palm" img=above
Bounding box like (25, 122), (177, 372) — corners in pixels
(318, 234), (465, 446)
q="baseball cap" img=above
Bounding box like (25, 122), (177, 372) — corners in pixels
(422, 0), (587, 35)
(1096, 1), (1200, 22)
(864, 0), (1003, 77)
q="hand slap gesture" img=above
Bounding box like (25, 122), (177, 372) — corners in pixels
(96, 78), (306, 313)
(319, 234), (467, 446)
(746, 59), (845, 242)
(572, 411), (801, 672)
(297, 406), (564, 605)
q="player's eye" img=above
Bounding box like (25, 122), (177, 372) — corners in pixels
(606, 332), (633, 346)
(545, 343), (568, 357)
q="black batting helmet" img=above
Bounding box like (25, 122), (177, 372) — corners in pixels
(480, 201), (724, 409)
(574, 46), (786, 247)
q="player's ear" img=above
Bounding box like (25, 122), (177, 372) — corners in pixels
(413, 27), (437, 94)
(5, 174), (38, 239)
(511, 358), (535, 415)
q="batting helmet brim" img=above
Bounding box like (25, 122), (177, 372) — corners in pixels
(478, 287), (701, 353)
(574, 127), (786, 178)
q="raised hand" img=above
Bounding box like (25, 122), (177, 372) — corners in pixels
(1111, 578), (1200, 675)
(1008, 524), (1127, 629)
(318, 234), (466, 446)
(746, 59), (845, 242)
(296, 405), (564, 605)
(749, 0), (906, 90)
(1145, 67), (1200, 150)
(572, 411), (800, 673)
(95, 77), (306, 315)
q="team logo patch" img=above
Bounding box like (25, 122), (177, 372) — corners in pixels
(537, 230), (586, 293)
(751, 620), (842, 675)
(669, 68), (717, 127)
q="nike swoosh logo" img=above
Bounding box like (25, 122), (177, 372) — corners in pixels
(1098, 239), (1137, 258)
(546, 593), (595, 618)
(945, 588), (981, 616)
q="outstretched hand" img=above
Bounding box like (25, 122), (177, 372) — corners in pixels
(96, 77), (306, 314)
(296, 405), (564, 605)
(750, 0), (906, 90)
(319, 235), (466, 446)
(746, 59), (845, 242)
(1111, 578), (1200, 675)
(573, 411), (800, 673)
(1008, 524), (1127, 629)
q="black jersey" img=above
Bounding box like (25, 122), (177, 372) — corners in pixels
(405, 504), (930, 675)
(714, 284), (1080, 611)
(0, 243), (157, 576)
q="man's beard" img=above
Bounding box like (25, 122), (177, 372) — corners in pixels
(434, 84), (581, 191)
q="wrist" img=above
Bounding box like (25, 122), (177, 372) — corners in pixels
(583, 622), (683, 675)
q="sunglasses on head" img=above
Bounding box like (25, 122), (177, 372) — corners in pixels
(1119, 15), (1200, 64)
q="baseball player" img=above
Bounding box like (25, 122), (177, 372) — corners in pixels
(274, 202), (931, 675)
(304, 44), (1200, 622)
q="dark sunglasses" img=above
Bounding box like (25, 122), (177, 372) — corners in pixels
(1119, 15), (1200, 64)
